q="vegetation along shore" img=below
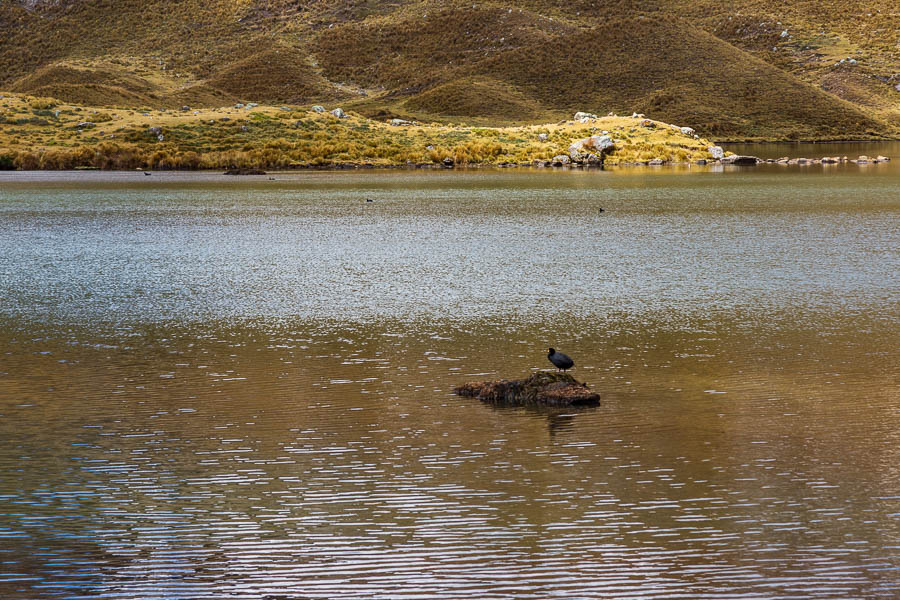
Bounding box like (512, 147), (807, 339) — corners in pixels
(0, 94), (721, 170)
(0, 94), (892, 171)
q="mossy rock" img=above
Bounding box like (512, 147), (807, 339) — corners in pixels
(454, 371), (600, 406)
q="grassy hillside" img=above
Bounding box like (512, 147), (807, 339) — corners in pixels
(0, 0), (897, 140)
(658, 0), (900, 129)
(0, 93), (718, 169)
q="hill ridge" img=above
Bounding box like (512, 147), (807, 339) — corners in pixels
(1, 0), (897, 139)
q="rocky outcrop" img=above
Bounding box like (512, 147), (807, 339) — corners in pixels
(311, 105), (326, 113)
(568, 135), (614, 164)
(708, 145), (725, 160)
(454, 372), (600, 406)
(331, 107), (347, 118)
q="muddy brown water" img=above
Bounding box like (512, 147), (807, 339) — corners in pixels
(1, 148), (899, 598)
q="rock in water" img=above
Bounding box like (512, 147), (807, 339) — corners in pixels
(722, 155), (760, 165)
(224, 167), (267, 175)
(454, 372), (600, 406)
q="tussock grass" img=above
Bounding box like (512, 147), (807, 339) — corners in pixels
(0, 94), (717, 170)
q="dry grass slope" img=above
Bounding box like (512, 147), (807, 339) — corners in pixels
(0, 0), (897, 139)
(206, 46), (344, 104)
(402, 78), (546, 122)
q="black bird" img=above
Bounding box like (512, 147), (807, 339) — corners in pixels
(548, 347), (574, 372)
(143, 171), (151, 176)
(366, 198), (373, 203)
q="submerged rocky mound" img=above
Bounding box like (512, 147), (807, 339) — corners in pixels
(454, 372), (600, 406)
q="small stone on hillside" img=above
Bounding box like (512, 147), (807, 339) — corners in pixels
(537, 133), (548, 142)
(312, 105), (326, 113)
(331, 107), (347, 118)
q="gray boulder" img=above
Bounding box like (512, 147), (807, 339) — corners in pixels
(722, 155), (760, 166)
(311, 105), (326, 113)
(680, 126), (695, 136)
(537, 133), (549, 142)
(331, 107), (347, 118)
(574, 111), (598, 122)
(551, 154), (571, 166)
(708, 146), (725, 160)
(568, 135), (614, 163)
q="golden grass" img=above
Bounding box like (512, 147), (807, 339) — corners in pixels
(0, 93), (719, 169)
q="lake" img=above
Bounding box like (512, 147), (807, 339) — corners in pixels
(1, 144), (899, 599)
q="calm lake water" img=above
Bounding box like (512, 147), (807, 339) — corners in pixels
(1, 144), (899, 599)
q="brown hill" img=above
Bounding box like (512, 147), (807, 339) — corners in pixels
(205, 46), (344, 104)
(0, 0), (897, 139)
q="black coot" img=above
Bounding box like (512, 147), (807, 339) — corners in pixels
(548, 348), (574, 372)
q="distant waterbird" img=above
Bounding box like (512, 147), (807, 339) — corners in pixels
(366, 198), (373, 203)
(548, 348), (574, 372)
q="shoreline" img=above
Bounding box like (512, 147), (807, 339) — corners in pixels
(0, 93), (896, 171)
(1, 156), (895, 177)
